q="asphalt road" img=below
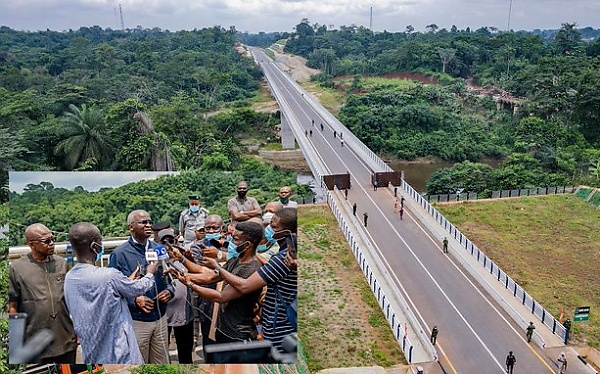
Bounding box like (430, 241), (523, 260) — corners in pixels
(249, 47), (567, 373)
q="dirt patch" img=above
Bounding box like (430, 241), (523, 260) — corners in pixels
(273, 52), (320, 82)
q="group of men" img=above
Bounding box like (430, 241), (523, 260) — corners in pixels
(8, 181), (299, 365)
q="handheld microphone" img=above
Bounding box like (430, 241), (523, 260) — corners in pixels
(155, 245), (173, 284)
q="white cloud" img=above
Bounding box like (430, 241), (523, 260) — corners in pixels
(0, 0), (598, 33)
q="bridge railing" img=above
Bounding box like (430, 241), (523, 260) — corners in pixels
(325, 189), (428, 363)
(271, 62), (392, 173)
(401, 180), (568, 343)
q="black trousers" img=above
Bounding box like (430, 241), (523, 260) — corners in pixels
(168, 320), (194, 364)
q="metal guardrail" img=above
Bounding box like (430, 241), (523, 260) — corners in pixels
(326, 189), (422, 363)
(424, 186), (575, 203)
(401, 180), (569, 344)
(257, 51), (425, 362)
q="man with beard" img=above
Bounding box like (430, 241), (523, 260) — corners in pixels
(228, 181), (262, 224)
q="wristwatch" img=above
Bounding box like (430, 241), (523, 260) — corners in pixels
(214, 267), (222, 275)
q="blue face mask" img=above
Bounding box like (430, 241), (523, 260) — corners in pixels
(91, 242), (105, 263)
(257, 243), (268, 253)
(264, 225), (277, 244)
(227, 241), (240, 260)
(205, 233), (221, 241)
(189, 205), (200, 213)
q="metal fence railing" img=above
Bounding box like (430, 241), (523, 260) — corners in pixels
(402, 179), (568, 343)
(424, 186), (575, 203)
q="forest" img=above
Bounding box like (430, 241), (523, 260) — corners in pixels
(0, 25), (276, 174)
(283, 20), (600, 194)
(8, 160), (310, 246)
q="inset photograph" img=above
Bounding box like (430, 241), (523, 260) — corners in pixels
(8, 170), (301, 366)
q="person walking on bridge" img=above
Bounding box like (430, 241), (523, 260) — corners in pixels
(333, 130), (337, 138)
(320, 123), (324, 131)
(400, 196), (405, 208)
(363, 212), (368, 227)
(305, 130), (308, 137)
(443, 237), (448, 253)
(506, 351), (516, 374)
(399, 206), (404, 220)
(557, 352), (567, 374)
(394, 198), (399, 212)
(309, 129), (313, 137)
(352, 202), (357, 216)
(526, 322), (535, 343)
(430, 326), (438, 345)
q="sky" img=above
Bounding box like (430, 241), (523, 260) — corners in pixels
(1, 0), (599, 34)
(9, 171), (178, 194)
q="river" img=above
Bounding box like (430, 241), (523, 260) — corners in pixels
(389, 158), (503, 193)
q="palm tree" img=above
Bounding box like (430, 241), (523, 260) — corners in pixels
(54, 104), (112, 170)
(589, 159), (600, 180)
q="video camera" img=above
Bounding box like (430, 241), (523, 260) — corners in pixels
(9, 313), (54, 364)
(204, 333), (298, 364)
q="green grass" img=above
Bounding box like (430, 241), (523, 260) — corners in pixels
(436, 195), (600, 347)
(299, 81), (346, 116)
(261, 142), (284, 151)
(298, 205), (406, 370)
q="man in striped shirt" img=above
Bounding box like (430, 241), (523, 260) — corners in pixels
(200, 208), (297, 354)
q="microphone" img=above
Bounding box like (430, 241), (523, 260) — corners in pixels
(155, 245), (173, 284)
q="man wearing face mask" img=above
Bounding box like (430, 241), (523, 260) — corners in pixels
(179, 195), (209, 245)
(228, 181), (262, 225)
(200, 208), (298, 353)
(173, 221), (264, 349)
(276, 186), (298, 208)
(64, 222), (158, 364)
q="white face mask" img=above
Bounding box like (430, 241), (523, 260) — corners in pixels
(262, 212), (274, 224)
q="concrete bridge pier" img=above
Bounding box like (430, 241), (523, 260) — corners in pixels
(280, 111), (296, 150)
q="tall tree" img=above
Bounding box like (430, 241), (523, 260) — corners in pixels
(54, 104), (113, 170)
(554, 22), (582, 56)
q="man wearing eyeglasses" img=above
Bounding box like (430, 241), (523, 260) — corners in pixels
(8, 223), (78, 364)
(109, 210), (175, 364)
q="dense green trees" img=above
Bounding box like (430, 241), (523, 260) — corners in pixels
(0, 26), (267, 173)
(9, 161), (311, 246)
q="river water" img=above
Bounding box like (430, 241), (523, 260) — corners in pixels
(388, 159), (503, 193)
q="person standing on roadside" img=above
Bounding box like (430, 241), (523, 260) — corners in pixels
(526, 322), (535, 343)
(443, 237), (449, 253)
(363, 212), (368, 227)
(352, 202), (357, 216)
(430, 326), (438, 345)
(558, 352), (567, 374)
(399, 207), (404, 220)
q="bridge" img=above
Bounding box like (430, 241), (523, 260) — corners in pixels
(250, 47), (595, 374)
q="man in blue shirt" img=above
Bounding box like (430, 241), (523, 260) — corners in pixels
(109, 209), (174, 364)
(65, 222), (157, 364)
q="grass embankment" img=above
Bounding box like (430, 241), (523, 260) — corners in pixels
(298, 205), (406, 372)
(435, 195), (600, 347)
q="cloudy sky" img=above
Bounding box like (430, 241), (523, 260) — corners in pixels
(1, 0), (598, 34)
(9, 171), (178, 194)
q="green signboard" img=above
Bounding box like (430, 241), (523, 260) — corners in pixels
(574, 306), (590, 323)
